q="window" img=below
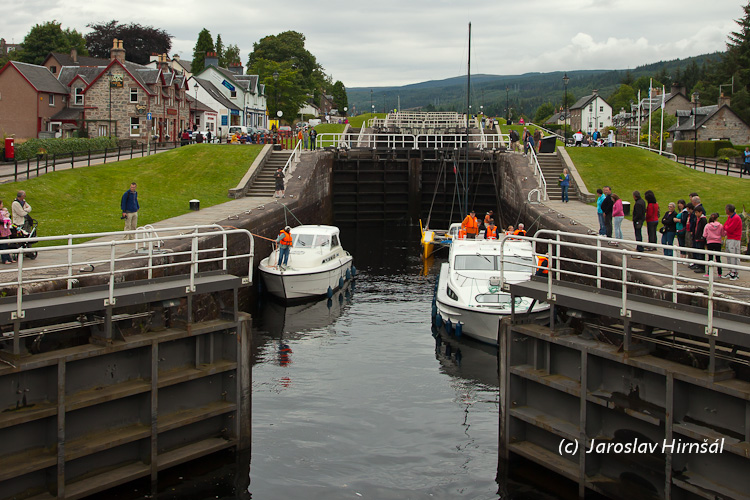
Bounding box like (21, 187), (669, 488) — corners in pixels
(130, 88), (138, 103)
(230, 90), (237, 98)
(49, 65), (56, 74)
(599, 106), (604, 112)
(98, 125), (108, 137)
(74, 88), (84, 105)
(130, 117), (140, 136)
(48, 94), (55, 106)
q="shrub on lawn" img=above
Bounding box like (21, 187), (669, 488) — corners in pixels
(13, 137), (119, 161)
(717, 147), (741, 159)
(673, 140), (733, 157)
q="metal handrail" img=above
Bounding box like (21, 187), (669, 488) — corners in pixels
(282, 139), (303, 174)
(509, 229), (750, 333)
(0, 225), (255, 319)
(316, 132), (507, 150)
(528, 148), (548, 201)
(619, 141), (677, 161)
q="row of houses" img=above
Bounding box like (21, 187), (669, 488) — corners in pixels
(0, 40), (296, 143)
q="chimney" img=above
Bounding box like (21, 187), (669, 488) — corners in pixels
(671, 82), (686, 97)
(592, 89), (599, 96)
(719, 92), (731, 108)
(110, 38), (125, 62)
(159, 53), (169, 72)
(172, 54), (180, 62)
(150, 53), (159, 64)
(228, 62), (243, 75)
(71, 48), (78, 63)
(205, 51), (218, 68)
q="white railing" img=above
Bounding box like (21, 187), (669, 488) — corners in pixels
(282, 139), (303, 174)
(619, 141), (678, 161)
(0, 225), (255, 319)
(508, 230), (750, 333)
(528, 148), (548, 201)
(316, 132), (507, 150)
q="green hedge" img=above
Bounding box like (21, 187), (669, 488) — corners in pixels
(12, 137), (119, 161)
(717, 147), (741, 158)
(673, 140), (733, 157)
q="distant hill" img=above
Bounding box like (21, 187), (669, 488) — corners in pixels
(346, 53), (722, 119)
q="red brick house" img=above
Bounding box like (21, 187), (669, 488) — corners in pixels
(0, 60), (69, 139)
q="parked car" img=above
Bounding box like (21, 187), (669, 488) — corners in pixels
(308, 118), (321, 127)
(279, 125), (292, 132)
(295, 121), (308, 130)
(228, 126), (248, 136)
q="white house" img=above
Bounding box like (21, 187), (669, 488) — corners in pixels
(569, 90), (612, 134)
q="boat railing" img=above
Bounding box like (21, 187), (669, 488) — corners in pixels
(528, 148), (548, 201)
(283, 139), (304, 175)
(0, 225), (255, 320)
(506, 229), (750, 333)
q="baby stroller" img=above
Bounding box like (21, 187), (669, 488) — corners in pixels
(10, 215), (38, 260)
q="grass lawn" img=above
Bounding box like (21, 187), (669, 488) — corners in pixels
(347, 113), (384, 128)
(1, 144), (261, 241)
(567, 147), (750, 221)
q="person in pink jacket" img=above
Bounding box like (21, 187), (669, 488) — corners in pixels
(702, 212), (724, 277)
(723, 204), (743, 280)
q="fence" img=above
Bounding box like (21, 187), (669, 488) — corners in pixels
(676, 156), (748, 177)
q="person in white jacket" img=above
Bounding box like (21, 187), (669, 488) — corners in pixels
(11, 190), (31, 228)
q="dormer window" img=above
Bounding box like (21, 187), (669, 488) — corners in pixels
(49, 66), (57, 74)
(74, 88), (84, 105)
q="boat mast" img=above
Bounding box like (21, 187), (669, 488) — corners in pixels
(465, 22), (471, 216)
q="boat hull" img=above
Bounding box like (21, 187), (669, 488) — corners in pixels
(259, 256), (354, 300)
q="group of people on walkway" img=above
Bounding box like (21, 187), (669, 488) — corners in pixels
(571, 129), (615, 147)
(596, 187), (743, 279)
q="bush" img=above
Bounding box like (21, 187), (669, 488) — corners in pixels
(673, 140), (734, 157)
(717, 147), (741, 159)
(13, 137), (118, 161)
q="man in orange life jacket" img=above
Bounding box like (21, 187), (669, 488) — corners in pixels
(484, 210), (494, 228)
(535, 255), (550, 276)
(485, 219), (498, 240)
(275, 226), (293, 267)
(514, 223), (527, 236)
(461, 210), (479, 239)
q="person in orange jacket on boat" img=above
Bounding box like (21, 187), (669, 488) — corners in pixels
(485, 220), (498, 240)
(275, 226), (293, 268)
(461, 210), (479, 239)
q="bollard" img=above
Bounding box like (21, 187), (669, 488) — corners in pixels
(189, 199), (200, 211)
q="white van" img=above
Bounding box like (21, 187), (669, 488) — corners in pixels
(308, 119), (321, 127)
(228, 126), (248, 136)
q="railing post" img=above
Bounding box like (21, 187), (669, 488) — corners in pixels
(706, 266), (716, 337)
(107, 242), (117, 306)
(88, 148), (91, 167)
(555, 233), (561, 281)
(620, 254), (630, 318)
(596, 238), (602, 288)
(14, 252), (24, 322)
(188, 229), (198, 293)
(67, 235), (74, 289)
(26, 158), (30, 180)
(13, 158), (18, 183)
(70, 151), (74, 169)
(117, 146), (121, 161)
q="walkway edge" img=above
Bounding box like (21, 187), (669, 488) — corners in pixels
(228, 144), (274, 199)
(557, 146), (595, 203)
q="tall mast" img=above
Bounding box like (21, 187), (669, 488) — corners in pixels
(465, 22), (471, 216)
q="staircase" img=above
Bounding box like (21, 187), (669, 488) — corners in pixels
(245, 150), (294, 197)
(536, 153), (578, 201)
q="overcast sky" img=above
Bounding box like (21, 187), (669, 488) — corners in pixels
(2, 0), (745, 87)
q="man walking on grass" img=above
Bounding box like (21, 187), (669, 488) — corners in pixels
(121, 182), (139, 240)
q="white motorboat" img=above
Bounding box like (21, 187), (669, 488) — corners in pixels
(259, 225), (355, 301)
(434, 235), (549, 345)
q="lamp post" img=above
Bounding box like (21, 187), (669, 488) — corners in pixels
(562, 73), (569, 145)
(693, 91), (699, 166)
(272, 70), (279, 123)
(370, 89), (373, 117)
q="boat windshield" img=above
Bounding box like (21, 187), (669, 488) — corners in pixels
(293, 234), (331, 248)
(453, 254), (534, 272)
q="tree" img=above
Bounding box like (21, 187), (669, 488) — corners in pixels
(607, 84), (636, 114)
(252, 58), (307, 123)
(191, 29), (214, 74)
(330, 81), (348, 113)
(215, 34), (225, 67)
(224, 44), (241, 66)
(246, 31), (322, 94)
(533, 102), (555, 123)
(86, 20), (171, 65)
(17, 21), (87, 65)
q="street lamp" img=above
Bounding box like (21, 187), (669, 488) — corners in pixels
(562, 73), (570, 145)
(272, 70), (279, 121)
(370, 89), (373, 117)
(505, 86), (509, 125)
(693, 91), (699, 166)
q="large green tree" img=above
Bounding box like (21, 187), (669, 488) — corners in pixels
(533, 102), (555, 123)
(18, 21), (87, 65)
(191, 29), (214, 74)
(246, 31), (323, 95)
(330, 80), (348, 114)
(224, 44), (241, 66)
(607, 84), (636, 114)
(253, 58), (307, 123)
(215, 34), (225, 67)
(85, 20), (171, 65)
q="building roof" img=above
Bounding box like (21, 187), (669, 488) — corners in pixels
(193, 77), (240, 111)
(669, 105), (720, 132)
(58, 66), (104, 87)
(51, 107), (84, 120)
(47, 52), (109, 67)
(570, 93), (610, 111)
(186, 95), (216, 112)
(3, 61), (69, 94)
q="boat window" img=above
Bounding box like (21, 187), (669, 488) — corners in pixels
(313, 235), (330, 247)
(331, 235), (340, 247)
(454, 254), (496, 271)
(475, 295), (523, 309)
(500, 256), (534, 273)
(447, 286), (458, 300)
(293, 234), (315, 247)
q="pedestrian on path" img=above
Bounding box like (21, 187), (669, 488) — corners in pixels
(0, 200), (13, 264)
(674, 199), (689, 262)
(11, 190), (32, 229)
(274, 167), (285, 198)
(303, 128), (309, 150)
(723, 203), (742, 280)
(703, 212), (724, 277)
(596, 188), (606, 235)
(310, 128), (318, 150)
(601, 186), (614, 238)
(692, 206), (708, 272)
(744, 147), (750, 175)
(611, 193), (624, 244)
(121, 182), (139, 240)
(632, 191), (646, 253)
(558, 168), (570, 203)
(645, 190), (660, 248)
(607, 130), (615, 147)
(661, 202), (678, 257)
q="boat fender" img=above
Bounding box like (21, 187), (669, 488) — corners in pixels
(351, 265), (357, 277)
(327, 298), (333, 309)
(338, 293), (344, 304)
(445, 343), (452, 357)
(327, 286), (333, 299)
(346, 268), (351, 280)
(455, 322), (463, 338)
(339, 276), (344, 289)
(431, 304), (437, 318)
(445, 319), (453, 334)
(435, 313), (443, 328)
(455, 348), (462, 364)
